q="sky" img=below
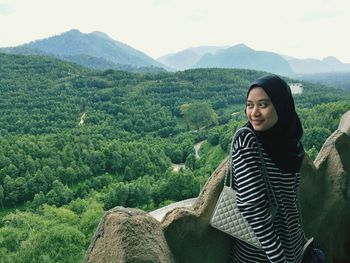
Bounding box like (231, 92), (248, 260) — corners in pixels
(1, 0), (350, 62)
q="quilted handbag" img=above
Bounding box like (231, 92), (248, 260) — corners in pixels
(210, 185), (262, 248)
(210, 127), (277, 249)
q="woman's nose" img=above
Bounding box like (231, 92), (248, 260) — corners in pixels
(252, 106), (260, 116)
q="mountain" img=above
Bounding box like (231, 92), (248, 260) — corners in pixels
(280, 54), (297, 61)
(157, 46), (228, 70)
(63, 54), (166, 73)
(157, 49), (200, 71)
(193, 44), (293, 75)
(289, 56), (350, 74)
(0, 29), (167, 72)
(4, 30), (350, 75)
(158, 45), (350, 75)
(295, 72), (350, 90)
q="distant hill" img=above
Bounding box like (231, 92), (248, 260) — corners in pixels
(157, 46), (228, 70)
(3, 29), (350, 75)
(63, 54), (166, 73)
(0, 29), (167, 72)
(193, 44), (293, 76)
(289, 56), (350, 74)
(158, 45), (350, 75)
(295, 72), (350, 90)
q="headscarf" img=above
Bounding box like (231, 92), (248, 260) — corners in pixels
(245, 74), (305, 173)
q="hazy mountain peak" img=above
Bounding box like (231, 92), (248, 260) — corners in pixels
(194, 43), (293, 75)
(157, 45), (229, 70)
(231, 43), (254, 51)
(289, 55), (350, 74)
(89, 31), (112, 40)
(186, 45), (229, 56)
(323, 56), (341, 63)
(65, 28), (82, 34)
(0, 29), (166, 70)
(233, 43), (251, 49)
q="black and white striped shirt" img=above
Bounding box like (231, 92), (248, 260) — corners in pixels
(230, 129), (306, 263)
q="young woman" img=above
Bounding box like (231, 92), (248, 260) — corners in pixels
(230, 74), (306, 263)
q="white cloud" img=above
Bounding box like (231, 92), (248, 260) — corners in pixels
(0, 0), (350, 62)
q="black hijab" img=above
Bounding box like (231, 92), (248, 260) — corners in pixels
(246, 74), (305, 173)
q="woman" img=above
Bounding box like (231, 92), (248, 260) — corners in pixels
(230, 74), (306, 263)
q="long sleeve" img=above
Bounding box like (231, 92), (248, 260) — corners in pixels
(232, 132), (287, 263)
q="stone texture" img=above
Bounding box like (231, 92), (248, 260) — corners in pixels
(83, 207), (174, 263)
(300, 114), (350, 263)
(162, 157), (232, 263)
(338, 110), (350, 135)
(149, 198), (197, 222)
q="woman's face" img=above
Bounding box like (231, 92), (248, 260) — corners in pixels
(246, 87), (278, 131)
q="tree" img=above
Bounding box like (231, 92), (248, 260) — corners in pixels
(180, 102), (218, 130)
(31, 191), (47, 208)
(79, 200), (104, 237)
(17, 224), (86, 263)
(103, 182), (129, 209)
(303, 127), (331, 152)
(84, 150), (105, 175)
(46, 180), (73, 207)
(3, 176), (17, 206)
(207, 130), (220, 145)
(0, 185), (4, 209)
(185, 153), (196, 170)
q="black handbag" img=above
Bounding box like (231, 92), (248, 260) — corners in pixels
(302, 238), (326, 263)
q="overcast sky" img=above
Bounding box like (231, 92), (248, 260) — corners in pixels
(1, 0), (349, 62)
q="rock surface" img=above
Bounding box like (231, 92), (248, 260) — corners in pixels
(299, 112), (350, 263)
(162, 157), (232, 263)
(84, 110), (350, 263)
(83, 207), (174, 263)
(149, 198), (197, 222)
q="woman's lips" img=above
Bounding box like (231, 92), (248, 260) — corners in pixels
(252, 119), (263, 126)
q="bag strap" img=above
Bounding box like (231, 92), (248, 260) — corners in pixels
(225, 127), (278, 214)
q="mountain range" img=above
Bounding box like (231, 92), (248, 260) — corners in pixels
(193, 44), (293, 75)
(1, 29), (350, 75)
(0, 29), (167, 73)
(159, 44), (350, 75)
(157, 46), (229, 70)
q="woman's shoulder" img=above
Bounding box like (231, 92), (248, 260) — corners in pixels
(233, 127), (257, 150)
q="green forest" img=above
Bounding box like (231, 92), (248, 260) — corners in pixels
(0, 53), (349, 262)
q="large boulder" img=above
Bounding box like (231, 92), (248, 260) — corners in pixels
(299, 112), (350, 263)
(162, 158), (232, 263)
(83, 207), (174, 263)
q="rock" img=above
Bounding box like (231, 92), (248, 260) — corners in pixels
(338, 110), (350, 135)
(299, 112), (350, 263)
(162, 157), (232, 263)
(83, 207), (174, 263)
(149, 198), (197, 222)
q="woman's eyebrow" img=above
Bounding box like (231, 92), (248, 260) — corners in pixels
(247, 98), (271, 103)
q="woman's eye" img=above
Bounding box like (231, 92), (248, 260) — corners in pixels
(259, 102), (268, 108)
(246, 103), (253, 108)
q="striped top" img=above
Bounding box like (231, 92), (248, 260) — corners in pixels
(230, 129), (306, 263)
